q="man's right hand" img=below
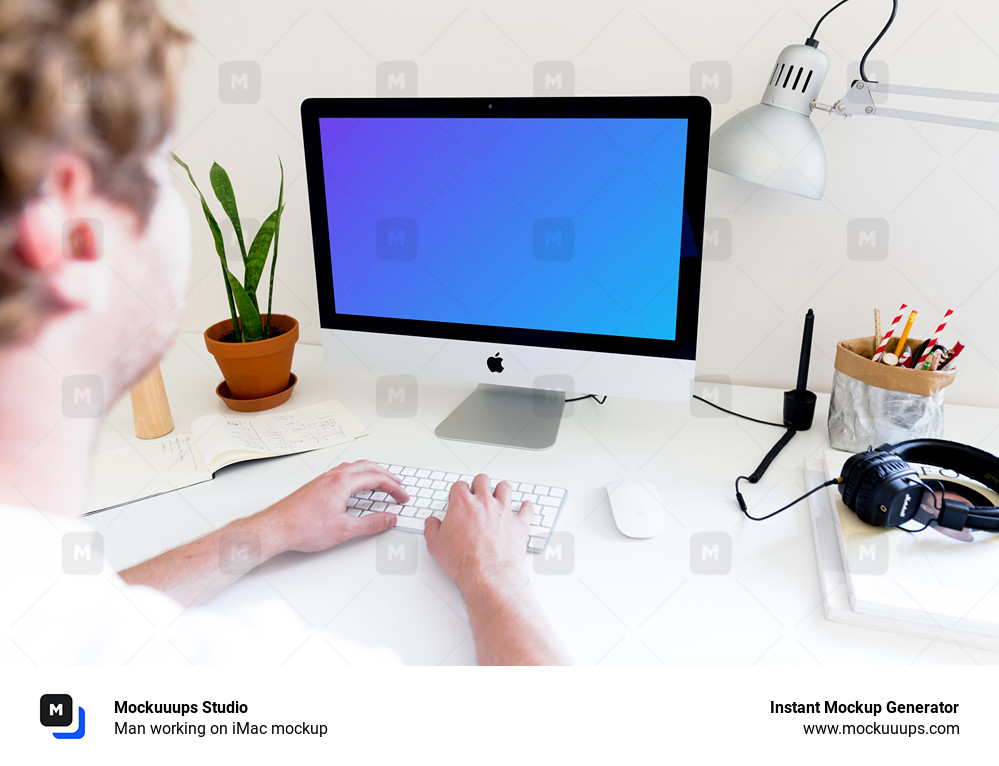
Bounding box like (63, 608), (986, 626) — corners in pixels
(423, 474), (562, 665)
(423, 474), (533, 595)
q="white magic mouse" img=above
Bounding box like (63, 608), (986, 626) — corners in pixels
(606, 479), (666, 539)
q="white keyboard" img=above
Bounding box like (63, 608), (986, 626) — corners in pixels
(346, 463), (567, 553)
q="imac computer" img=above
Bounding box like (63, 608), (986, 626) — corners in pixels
(301, 96), (710, 450)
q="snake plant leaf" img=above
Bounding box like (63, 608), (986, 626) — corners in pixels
(225, 270), (264, 341)
(209, 162), (247, 264)
(171, 153), (240, 337)
(265, 157), (285, 337)
(244, 205), (283, 299)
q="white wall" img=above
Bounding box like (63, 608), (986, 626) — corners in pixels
(164, 0), (999, 407)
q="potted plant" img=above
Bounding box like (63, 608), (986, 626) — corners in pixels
(173, 154), (298, 412)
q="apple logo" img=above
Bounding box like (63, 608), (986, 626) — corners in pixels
(486, 353), (504, 373)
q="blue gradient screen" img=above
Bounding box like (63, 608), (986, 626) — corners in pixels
(319, 116), (688, 341)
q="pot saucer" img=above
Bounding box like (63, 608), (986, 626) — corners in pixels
(216, 373), (297, 412)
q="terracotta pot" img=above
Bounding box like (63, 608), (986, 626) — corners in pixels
(204, 314), (299, 406)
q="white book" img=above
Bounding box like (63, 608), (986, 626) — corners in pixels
(86, 401), (367, 513)
(812, 450), (999, 649)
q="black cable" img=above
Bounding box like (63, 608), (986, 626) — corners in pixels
(565, 393), (607, 404)
(808, 0), (851, 42)
(691, 394), (784, 428)
(859, 0), (898, 83)
(736, 476), (841, 521)
(747, 427), (797, 483)
(805, 0), (899, 83)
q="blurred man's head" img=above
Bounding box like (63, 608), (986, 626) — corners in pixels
(0, 0), (189, 390)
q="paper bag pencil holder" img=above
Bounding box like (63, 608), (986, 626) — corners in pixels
(828, 336), (957, 452)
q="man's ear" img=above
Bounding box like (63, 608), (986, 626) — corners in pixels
(13, 153), (96, 273)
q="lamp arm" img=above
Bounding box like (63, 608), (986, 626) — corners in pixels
(819, 80), (999, 132)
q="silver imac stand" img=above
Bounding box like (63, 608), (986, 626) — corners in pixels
(435, 384), (566, 450)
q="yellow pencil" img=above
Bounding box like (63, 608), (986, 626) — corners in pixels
(894, 310), (917, 356)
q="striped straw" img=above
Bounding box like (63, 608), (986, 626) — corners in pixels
(917, 309), (953, 366)
(898, 347), (912, 368)
(873, 303), (907, 362)
(873, 308), (882, 352)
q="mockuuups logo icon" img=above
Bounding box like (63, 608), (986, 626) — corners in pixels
(40, 694), (86, 739)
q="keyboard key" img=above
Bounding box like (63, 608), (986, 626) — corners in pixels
(549, 487), (565, 498)
(415, 507), (433, 519)
(418, 487), (435, 499)
(432, 490), (449, 501)
(393, 515), (425, 532)
(444, 473), (459, 482)
(529, 524), (547, 538)
(538, 496), (560, 507)
(415, 469), (431, 478)
(415, 498), (431, 509)
(346, 508), (362, 517)
(416, 478), (433, 488)
(355, 499), (372, 510)
(430, 471), (445, 480)
(528, 536), (547, 552)
(370, 501), (388, 512)
(389, 465), (403, 474)
(431, 480), (448, 490)
(519, 483), (535, 493)
(401, 467), (417, 476)
(430, 500), (447, 511)
(383, 503), (403, 515)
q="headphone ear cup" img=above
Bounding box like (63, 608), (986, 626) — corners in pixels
(840, 451), (878, 509)
(854, 457), (911, 521)
(840, 451), (912, 520)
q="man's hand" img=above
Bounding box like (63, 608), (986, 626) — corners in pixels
(120, 460), (408, 606)
(263, 460), (409, 553)
(423, 474), (533, 593)
(422, 473), (562, 664)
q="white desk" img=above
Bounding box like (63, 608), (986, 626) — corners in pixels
(89, 334), (999, 665)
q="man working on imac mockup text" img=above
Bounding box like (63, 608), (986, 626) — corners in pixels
(0, 0), (562, 665)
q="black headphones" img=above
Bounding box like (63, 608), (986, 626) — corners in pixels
(839, 439), (999, 531)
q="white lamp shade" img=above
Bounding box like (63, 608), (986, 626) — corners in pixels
(709, 103), (826, 200)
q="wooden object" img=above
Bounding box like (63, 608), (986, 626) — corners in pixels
(129, 364), (174, 439)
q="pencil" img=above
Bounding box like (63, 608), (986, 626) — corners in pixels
(873, 308), (882, 354)
(893, 310), (917, 357)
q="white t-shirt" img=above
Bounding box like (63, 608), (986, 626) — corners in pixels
(0, 505), (398, 665)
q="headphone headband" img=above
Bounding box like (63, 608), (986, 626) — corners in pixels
(882, 439), (999, 496)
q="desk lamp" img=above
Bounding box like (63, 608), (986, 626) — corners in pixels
(709, 0), (999, 199)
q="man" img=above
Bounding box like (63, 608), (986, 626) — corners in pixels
(0, 0), (562, 665)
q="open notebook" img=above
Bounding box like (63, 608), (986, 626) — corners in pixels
(86, 401), (367, 513)
(815, 449), (999, 648)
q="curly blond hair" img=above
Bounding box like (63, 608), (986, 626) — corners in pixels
(0, 0), (188, 342)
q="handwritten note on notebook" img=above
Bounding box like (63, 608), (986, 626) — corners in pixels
(86, 401), (367, 513)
